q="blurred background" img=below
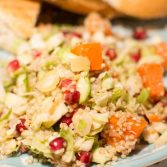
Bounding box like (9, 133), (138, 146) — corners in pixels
(1, 0), (167, 53)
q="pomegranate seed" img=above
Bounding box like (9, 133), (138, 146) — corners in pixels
(60, 109), (77, 126)
(49, 137), (66, 151)
(62, 31), (70, 37)
(19, 143), (28, 153)
(105, 48), (117, 61)
(32, 50), (41, 59)
(65, 90), (80, 105)
(71, 108), (78, 116)
(7, 59), (20, 72)
(62, 31), (82, 38)
(71, 32), (82, 38)
(131, 50), (141, 62)
(61, 116), (72, 126)
(60, 79), (76, 92)
(77, 151), (92, 166)
(133, 28), (147, 40)
(59, 79), (73, 89)
(16, 119), (27, 134)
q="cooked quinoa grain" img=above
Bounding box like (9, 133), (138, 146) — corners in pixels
(1, 13), (167, 166)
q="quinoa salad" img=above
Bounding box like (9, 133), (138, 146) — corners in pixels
(1, 13), (167, 166)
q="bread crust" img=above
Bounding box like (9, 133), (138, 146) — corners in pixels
(0, 0), (41, 38)
(45, 0), (119, 18)
(105, 0), (167, 19)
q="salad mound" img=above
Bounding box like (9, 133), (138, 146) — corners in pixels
(1, 13), (167, 166)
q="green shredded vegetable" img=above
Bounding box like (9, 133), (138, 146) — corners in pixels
(137, 88), (150, 103)
(60, 127), (74, 149)
(110, 88), (125, 103)
(23, 73), (30, 92)
(60, 127), (74, 162)
(3, 81), (14, 91)
(45, 61), (57, 69)
(13, 68), (26, 80)
(0, 109), (12, 122)
(78, 120), (87, 131)
(92, 136), (102, 151)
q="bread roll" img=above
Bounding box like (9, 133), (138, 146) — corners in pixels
(104, 0), (167, 19)
(45, 0), (120, 18)
(0, 0), (41, 39)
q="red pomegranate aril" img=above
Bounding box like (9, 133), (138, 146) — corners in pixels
(62, 31), (70, 37)
(49, 137), (66, 151)
(77, 151), (92, 166)
(59, 79), (73, 89)
(131, 50), (141, 62)
(61, 109), (77, 123)
(65, 90), (80, 104)
(71, 32), (82, 38)
(16, 119), (27, 134)
(61, 116), (72, 126)
(106, 48), (117, 61)
(133, 28), (147, 40)
(19, 143), (28, 153)
(33, 50), (42, 59)
(71, 108), (78, 116)
(7, 59), (20, 72)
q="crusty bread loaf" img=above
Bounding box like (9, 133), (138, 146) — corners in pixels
(45, 0), (167, 19)
(45, 0), (120, 18)
(104, 0), (167, 19)
(0, 0), (41, 39)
